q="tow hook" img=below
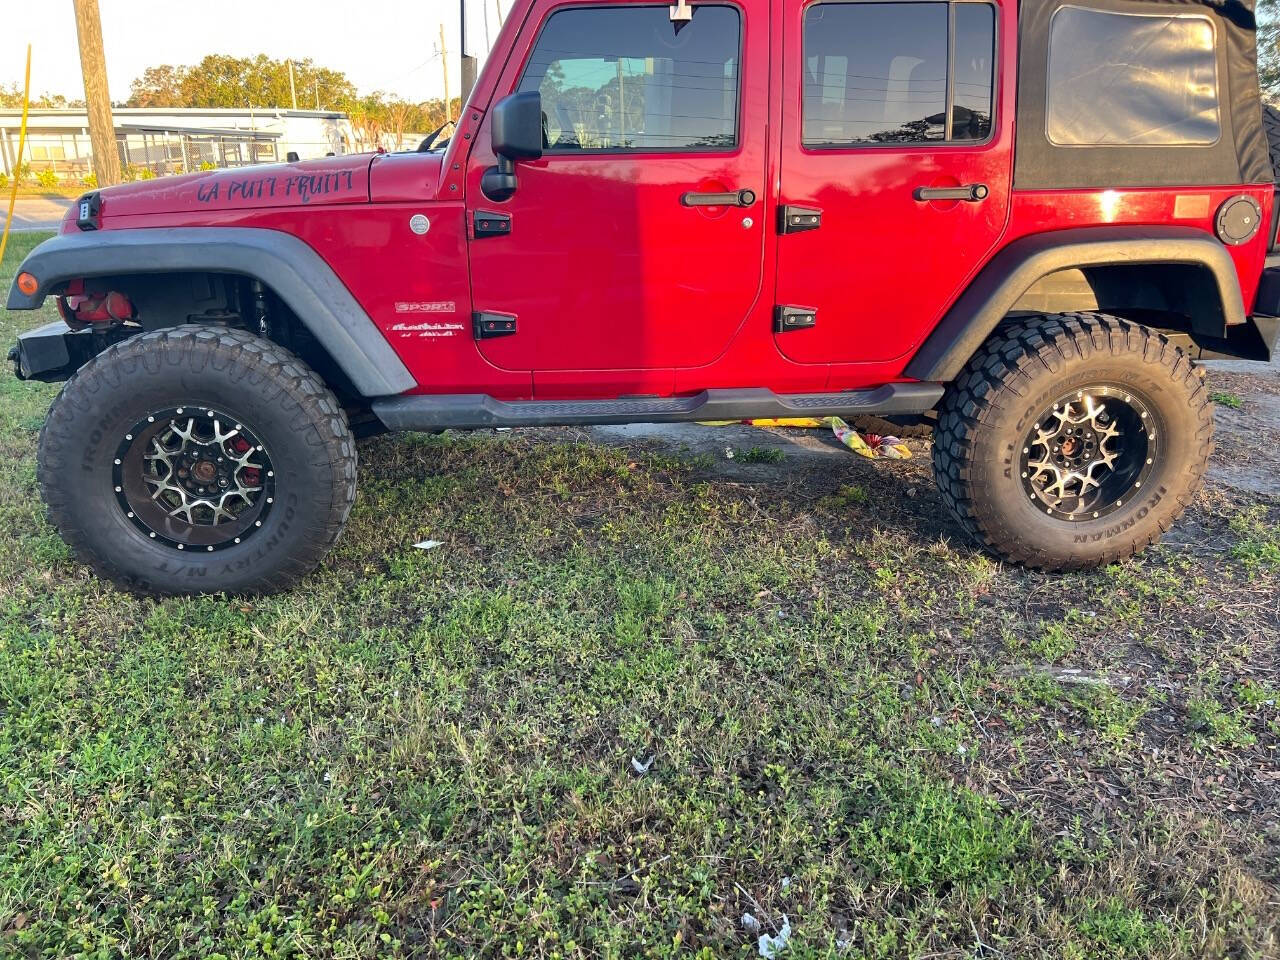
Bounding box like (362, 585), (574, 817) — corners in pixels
(7, 344), (25, 382)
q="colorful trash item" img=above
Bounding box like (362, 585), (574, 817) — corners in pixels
(828, 417), (911, 459)
(699, 417), (912, 459)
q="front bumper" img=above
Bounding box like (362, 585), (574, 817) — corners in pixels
(8, 320), (138, 383)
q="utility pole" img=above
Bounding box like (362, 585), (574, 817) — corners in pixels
(288, 59), (298, 111)
(72, 0), (121, 186)
(460, 0), (477, 106)
(439, 24), (452, 122)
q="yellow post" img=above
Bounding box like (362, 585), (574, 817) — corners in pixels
(0, 44), (32, 268)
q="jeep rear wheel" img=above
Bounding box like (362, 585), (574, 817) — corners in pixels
(932, 313), (1213, 570)
(38, 325), (357, 595)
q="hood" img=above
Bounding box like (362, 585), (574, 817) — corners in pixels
(93, 154), (375, 220)
(367, 151), (446, 203)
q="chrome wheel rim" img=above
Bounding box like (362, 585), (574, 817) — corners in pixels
(113, 406), (275, 551)
(1018, 386), (1158, 521)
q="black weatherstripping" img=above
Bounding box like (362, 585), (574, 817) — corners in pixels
(5, 228), (415, 397)
(370, 384), (944, 431)
(905, 226), (1249, 382)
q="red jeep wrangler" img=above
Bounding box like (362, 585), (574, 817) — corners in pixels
(8, 0), (1280, 594)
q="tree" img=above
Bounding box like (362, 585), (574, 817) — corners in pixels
(128, 65), (185, 107)
(347, 100), (384, 151)
(1260, 0), (1280, 97)
(112, 56), (462, 152)
(126, 55), (357, 111)
(384, 99), (415, 150)
(0, 84), (85, 109)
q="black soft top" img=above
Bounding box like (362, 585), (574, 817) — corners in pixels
(1014, 0), (1270, 188)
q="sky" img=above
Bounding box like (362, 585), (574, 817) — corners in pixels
(5, 0), (505, 106)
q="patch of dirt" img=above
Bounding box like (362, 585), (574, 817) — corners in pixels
(1204, 357), (1280, 497)
(575, 357), (1280, 498)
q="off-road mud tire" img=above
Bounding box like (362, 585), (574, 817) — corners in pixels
(1263, 104), (1280, 182)
(932, 313), (1213, 570)
(38, 325), (357, 595)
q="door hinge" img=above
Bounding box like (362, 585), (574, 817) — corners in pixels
(774, 305), (817, 332)
(473, 210), (512, 238)
(779, 205), (822, 234)
(474, 311), (517, 339)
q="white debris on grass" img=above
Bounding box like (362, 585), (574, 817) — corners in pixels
(412, 540), (444, 550)
(759, 916), (791, 958)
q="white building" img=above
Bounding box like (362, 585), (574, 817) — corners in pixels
(0, 107), (359, 180)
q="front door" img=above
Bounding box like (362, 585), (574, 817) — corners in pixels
(774, 0), (1011, 365)
(466, 0), (768, 392)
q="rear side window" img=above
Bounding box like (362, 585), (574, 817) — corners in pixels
(517, 5), (741, 152)
(802, 2), (995, 147)
(1046, 7), (1219, 146)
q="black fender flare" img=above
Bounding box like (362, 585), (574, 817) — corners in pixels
(903, 226), (1248, 382)
(5, 227), (415, 397)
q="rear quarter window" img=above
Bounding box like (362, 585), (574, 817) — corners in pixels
(1046, 6), (1220, 147)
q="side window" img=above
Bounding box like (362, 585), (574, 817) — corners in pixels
(517, 5), (741, 152)
(1046, 7), (1219, 146)
(802, 2), (995, 147)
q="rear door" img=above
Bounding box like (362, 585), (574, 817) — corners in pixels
(773, 0), (1010, 365)
(466, 0), (768, 392)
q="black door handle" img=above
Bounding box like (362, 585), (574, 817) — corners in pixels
(681, 188), (756, 208)
(914, 183), (989, 202)
(911, 183), (988, 202)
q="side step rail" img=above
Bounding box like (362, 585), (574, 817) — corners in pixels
(371, 384), (943, 431)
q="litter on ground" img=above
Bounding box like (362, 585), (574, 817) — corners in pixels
(699, 417), (911, 459)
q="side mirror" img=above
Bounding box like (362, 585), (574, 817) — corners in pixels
(492, 91), (544, 162)
(482, 91), (543, 202)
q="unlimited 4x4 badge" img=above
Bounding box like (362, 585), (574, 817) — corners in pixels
(408, 214), (431, 235)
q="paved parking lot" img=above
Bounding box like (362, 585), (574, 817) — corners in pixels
(4, 195), (72, 232)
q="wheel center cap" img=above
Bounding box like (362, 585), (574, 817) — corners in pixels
(191, 460), (217, 484)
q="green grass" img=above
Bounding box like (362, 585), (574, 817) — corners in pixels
(738, 445), (787, 464)
(0, 233), (1278, 957)
(1229, 505), (1280, 571)
(1208, 390), (1243, 409)
(1075, 897), (1175, 958)
(1187, 695), (1257, 749)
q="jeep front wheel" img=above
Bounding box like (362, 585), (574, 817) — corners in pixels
(932, 313), (1213, 570)
(37, 325), (357, 595)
